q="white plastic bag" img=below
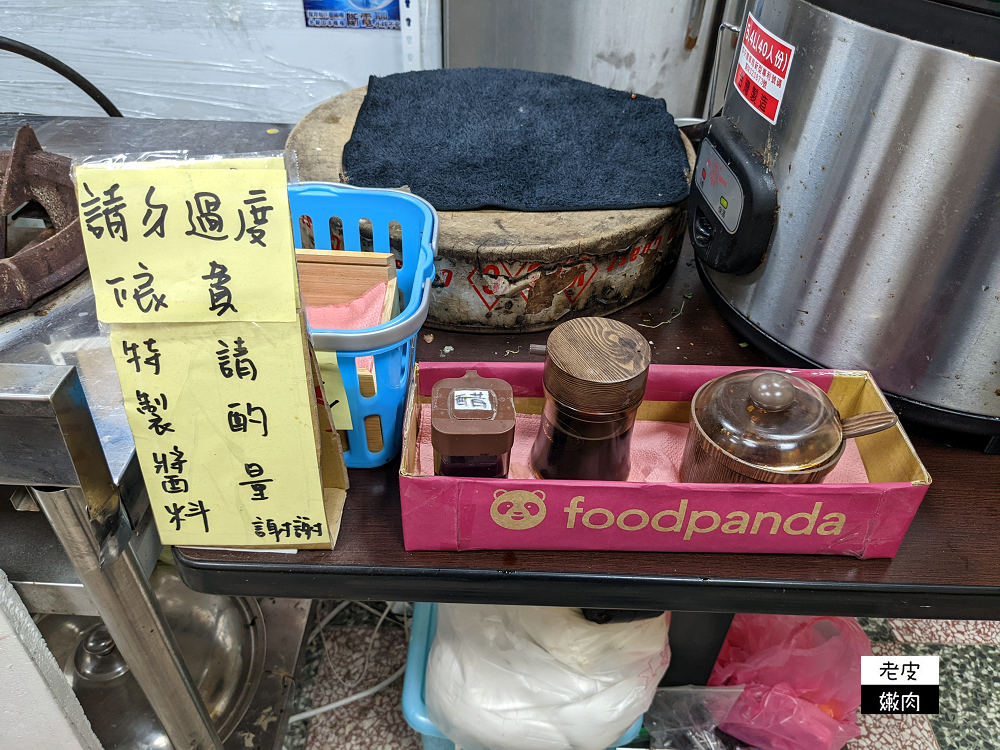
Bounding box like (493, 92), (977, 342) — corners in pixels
(426, 604), (671, 750)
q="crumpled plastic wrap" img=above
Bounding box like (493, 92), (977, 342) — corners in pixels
(708, 614), (873, 750)
(644, 686), (745, 750)
(426, 604), (671, 750)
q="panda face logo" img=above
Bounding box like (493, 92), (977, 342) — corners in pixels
(490, 489), (547, 530)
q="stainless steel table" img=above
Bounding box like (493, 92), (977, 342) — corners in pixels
(0, 115), (297, 750)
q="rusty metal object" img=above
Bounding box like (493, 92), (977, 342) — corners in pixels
(0, 125), (87, 316)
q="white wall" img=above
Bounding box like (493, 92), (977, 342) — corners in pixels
(0, 570), (103, 750)
(1, 0), (442, 122)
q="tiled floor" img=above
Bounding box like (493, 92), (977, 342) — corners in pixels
(284, 605), (1000, 750)
(284, 601), (420, 750)
(849, 618), (1000, 750)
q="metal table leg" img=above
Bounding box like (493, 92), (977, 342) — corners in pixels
(660, 611), (735, 686)
(1, 363), (223, 750)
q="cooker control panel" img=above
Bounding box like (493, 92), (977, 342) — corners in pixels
(688, 116), (778, 276)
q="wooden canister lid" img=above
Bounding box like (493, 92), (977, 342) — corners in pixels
(544, 317), (651, 413)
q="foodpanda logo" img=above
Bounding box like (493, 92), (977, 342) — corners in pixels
(490, 489), (547, 530)
(488, 492), (849, 540)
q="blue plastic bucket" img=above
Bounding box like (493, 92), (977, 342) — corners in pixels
(288, 182), (437, 468)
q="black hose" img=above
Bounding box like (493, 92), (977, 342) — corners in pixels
(0, 35), (123, 117)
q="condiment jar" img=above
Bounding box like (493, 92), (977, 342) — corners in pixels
(681, 369), (899, 484)
(431, 370), (516, 477)
(530, 317), (651, 481)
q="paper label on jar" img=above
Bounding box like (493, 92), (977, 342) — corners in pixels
(453, 390), (492, 411)
(733, 12), (795, 125)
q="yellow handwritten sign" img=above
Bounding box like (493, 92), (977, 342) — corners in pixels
(110, 320), (328, 547)
(78, 156), (339, 548)
(74, 164), (298, 323)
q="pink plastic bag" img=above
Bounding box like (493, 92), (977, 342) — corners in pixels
(708, 614), (872, 750)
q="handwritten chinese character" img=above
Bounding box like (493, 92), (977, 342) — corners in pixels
(293, 515), (323, 540)
(133, 262), (168, 313)
(123, 340), (141, 372)
(153, 447), (186, 493)
(136, 390), (174, 435)
(217, 337), (257, 380)
(217, 341), (234, 378)
(202, 260), (238, 316)
(142, 338), (161, 374)
(266, 519), (291, 543)
(239, 462), (273, 501)
(185, 192), (229, 241)
(454, 390), (490, 409)
(235, 189), (273, 247)
(227, 402), (268, 437)
(902, 692), (919, 712)
(152, 452), (169, 475)
(164, 500), (211, 532)
(101, 184), (128, 241)
(106, 277), (128, 307)
(161, 474), (189, 494)
(107, 263), (168, 313)
(124, 339), (161, 373)
(168, 445), (186, 473)
(142, 186), (168, 238)
(81, 184), (105, 239)
(252, 517), (267, 538)
(901, 661), (920, 681)
(165, 502), (185, 530)
(81, 183), (128, 241)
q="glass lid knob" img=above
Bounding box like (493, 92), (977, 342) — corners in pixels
(748, 372), (795, 412)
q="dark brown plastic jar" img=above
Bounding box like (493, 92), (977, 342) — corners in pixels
(431, 370), (516, 478)
(529, 317), (650, 481)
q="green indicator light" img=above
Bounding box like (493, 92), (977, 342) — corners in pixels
(720, 196), (729, 209)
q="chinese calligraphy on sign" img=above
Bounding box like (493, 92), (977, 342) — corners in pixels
(75, 161), (297, 324)
(77, 155), (344, 548)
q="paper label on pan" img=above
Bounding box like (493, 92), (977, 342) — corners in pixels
(733, 12), (795, 125)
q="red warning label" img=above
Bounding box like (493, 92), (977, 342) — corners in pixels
(733, 12), (795, 125)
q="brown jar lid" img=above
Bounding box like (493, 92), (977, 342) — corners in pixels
(431, 370), (516, 456)
(543, 317), (651, 413)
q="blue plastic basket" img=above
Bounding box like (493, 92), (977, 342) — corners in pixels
(288, 182), (437, 468)
(402, 603), (644, 750)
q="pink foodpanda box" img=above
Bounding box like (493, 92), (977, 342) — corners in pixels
(399, 361), (931, 559)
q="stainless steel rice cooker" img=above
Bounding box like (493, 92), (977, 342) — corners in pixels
(688, 0), (1000, 443)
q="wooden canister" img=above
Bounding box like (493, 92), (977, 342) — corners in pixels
(530, 317), (651, 480)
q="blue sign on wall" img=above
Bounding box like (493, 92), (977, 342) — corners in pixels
(304, 0), (401, 30)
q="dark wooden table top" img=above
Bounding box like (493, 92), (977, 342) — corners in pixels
(174, 244), (1000, 620)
